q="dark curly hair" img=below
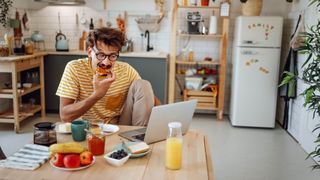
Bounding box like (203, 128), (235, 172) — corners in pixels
(86, 27), (126, 51)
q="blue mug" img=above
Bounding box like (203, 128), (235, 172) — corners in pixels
(71, 119), (88, 142)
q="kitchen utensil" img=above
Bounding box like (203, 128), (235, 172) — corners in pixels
(33, 122), (57, 147)
(22, 11), (29, 31)
(56, 12), (69, 51)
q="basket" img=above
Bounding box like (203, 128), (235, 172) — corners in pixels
(241, 0), (263, 16)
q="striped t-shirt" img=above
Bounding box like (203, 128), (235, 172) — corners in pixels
(56, 58), (141, 123)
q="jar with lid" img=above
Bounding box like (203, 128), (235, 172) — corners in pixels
(25, 38), (34, 55)
(87, 122), (106, 156)
(165, 122), (183, 170)
(33, 122), (57, 147)
(0, 38), (9, 57)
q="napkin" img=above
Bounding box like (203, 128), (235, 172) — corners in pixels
(0, 144), (50, 171)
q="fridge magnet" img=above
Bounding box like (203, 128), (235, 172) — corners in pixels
(271, 26), (274, 30)
(246, 61), (251, 66)
(252, 24), (256, 27)
(257, 23), (261, 27)
(259, 67), (269, 74)
(248, 25), (251, 29)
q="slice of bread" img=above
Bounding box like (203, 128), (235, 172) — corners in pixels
(127, 142), (150, 154)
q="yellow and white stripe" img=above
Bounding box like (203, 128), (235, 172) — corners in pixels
(56, 58), (141, 123)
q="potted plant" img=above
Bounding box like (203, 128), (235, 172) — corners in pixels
(280, 0), (320, 170)
(0, 0), (13, 28)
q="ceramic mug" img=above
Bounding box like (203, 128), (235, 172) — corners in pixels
(71, 119), (88, 142)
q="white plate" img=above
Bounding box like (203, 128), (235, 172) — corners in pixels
(50, 157), (96, 171)
(55, 123), (71, 134)
(102, 124), (119, 136)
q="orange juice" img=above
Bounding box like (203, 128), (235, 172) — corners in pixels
(165, 137), (182, 170)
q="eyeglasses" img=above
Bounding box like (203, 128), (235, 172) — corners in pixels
(93, 48), (119, 62)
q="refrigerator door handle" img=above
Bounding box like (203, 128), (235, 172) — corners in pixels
(241, 50), (259, 55)
(242, 40), (258, 45)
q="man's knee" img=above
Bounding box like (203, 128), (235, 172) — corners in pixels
(131, 79), (152, 91)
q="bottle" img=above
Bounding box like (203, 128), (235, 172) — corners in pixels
(165, 122), (183, 170)
(89, 18), (94, 30)
(188, 49), (194, 62)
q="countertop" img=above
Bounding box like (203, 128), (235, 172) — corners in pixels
(0, 52), (47, 62)
(46, 50), (168, 59)
(0, 50), (168, 62)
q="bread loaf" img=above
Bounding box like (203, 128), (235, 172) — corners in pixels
(128, 142), (150, 154)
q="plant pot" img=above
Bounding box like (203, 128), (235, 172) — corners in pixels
(241, 0), (263, 16)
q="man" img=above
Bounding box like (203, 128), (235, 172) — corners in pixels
(56, 27), (159, 126)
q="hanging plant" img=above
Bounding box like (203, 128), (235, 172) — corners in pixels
(280, 0), (320, 170)
(0, 0), (13, 28)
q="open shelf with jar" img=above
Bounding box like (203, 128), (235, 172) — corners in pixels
(168, 0), (229, 119)
(0, 52), (46, 133)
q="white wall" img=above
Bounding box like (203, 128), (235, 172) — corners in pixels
(278, 0), (320, 160)
(0, 0), (292, 114)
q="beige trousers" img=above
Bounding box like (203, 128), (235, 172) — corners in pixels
(117, 79), (155, 126)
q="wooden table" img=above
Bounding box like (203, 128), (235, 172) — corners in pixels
(0, 126), (214, 180)
(0, 52), (47, 133)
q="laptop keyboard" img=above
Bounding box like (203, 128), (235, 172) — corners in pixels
(132, 134), (145, 141)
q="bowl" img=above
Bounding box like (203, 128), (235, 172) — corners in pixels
(104, 149), (130, 167)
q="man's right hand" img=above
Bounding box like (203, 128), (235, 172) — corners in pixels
(92, 71), (116, 100)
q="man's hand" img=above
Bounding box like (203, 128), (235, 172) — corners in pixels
(92, 71), (116, 100)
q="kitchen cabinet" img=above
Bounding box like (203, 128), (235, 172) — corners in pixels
(44, 54), (86, 113)
(44, 53), (168, 112)
(0, 52), (47, 133)
(120, 56), (168, 104)
(168, 1), (229, 119)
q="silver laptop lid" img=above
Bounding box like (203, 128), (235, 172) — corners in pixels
(144, 100), (197, 144)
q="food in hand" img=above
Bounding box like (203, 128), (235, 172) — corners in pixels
(127, 142), (150, 154)
(63, 154), (81, 168)
(80, 151), (94, 166)
(49, 142), (85, 154)
(51, 153), (65, 167)
(96, 67), (112, 78)
(109, 149), (128, 160)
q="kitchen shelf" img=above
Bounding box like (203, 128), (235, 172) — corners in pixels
(0, 105), (42, 123)
(178, 33), (223, 39)
(176, 60), (220, 65)
(178, 5), (220, 9)
(169, 0), (229, 119)
(0, 53), (46, 133)
(0, 84), (41, 99)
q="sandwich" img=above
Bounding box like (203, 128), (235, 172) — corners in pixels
(127, 142), (150, 154)
(96, 67), (112, 78)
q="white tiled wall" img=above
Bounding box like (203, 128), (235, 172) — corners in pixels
(0, 0), (291, 114)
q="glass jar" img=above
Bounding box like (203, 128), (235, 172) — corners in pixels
(0, 38), (9, 57)
(33, 122), (57, 147)
(87, 123), (105, 156)
(165, 122), (183, 170)
(25, 38), (34, 55)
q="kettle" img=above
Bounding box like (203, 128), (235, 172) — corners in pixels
(55, 32), (69, 51)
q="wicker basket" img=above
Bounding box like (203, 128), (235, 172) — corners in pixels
(241, 0), (263, 16)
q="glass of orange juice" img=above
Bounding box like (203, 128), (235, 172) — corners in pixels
(165, 122), (183, 170)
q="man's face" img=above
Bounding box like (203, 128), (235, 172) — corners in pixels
(88, 41), (119, 71)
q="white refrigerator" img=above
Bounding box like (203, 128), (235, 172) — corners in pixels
(230, 16), (283, 128)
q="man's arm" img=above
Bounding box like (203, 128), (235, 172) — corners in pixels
(59, 73), (116, 122)
(59, 94), (101, 122)
(154, 96), (161, 106)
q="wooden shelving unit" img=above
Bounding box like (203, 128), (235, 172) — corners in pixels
(0, 52), (46, 133)
(169, 1), (229, 120)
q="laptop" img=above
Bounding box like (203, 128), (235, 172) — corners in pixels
(118, 100), (197, 144)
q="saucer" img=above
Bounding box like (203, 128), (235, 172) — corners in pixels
(101, 124), (119, 136)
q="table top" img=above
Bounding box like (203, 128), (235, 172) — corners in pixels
(0, 126), (213, 180)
